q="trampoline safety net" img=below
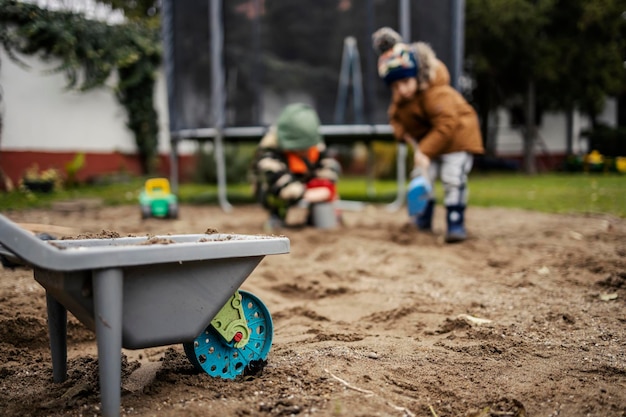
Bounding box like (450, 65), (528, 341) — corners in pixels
(161, 0), (458, 133)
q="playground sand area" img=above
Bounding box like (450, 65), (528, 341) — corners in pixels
(0, 203), (625, 417)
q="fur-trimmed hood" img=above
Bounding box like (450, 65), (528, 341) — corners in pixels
(410, 42), (450, 91)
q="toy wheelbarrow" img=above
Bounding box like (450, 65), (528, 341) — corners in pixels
(0, 214), (289, 417)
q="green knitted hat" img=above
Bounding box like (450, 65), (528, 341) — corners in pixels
(276, 103), (322, 150)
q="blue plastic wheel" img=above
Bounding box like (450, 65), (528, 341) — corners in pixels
(183, 290), (273, 379)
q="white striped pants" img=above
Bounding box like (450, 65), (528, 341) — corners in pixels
(425, 151), (474, 207)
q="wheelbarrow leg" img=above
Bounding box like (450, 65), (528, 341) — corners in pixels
(93, 268), (123, 417)
(46, 291), (67, 383)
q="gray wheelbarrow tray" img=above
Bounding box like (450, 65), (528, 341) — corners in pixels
(0, 214), (289, 417)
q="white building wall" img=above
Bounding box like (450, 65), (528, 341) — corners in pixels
(0, 48), (173, 154)
(491, 98), (617, 157)
(491, 111), (576, 156)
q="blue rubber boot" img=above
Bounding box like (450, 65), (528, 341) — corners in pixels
(445, 205), (467, 243)
(415, 199), (435, 231)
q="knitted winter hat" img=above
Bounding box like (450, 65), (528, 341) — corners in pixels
(372, 27), (418, 85)
(276, 103), (322, 150)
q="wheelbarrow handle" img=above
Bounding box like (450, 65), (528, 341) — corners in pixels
(0, 214), (53, 268)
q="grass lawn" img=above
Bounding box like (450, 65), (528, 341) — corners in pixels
(468, 173), (626, 217)
(341, 173), (626, 217)
(1, 173), (624, 218)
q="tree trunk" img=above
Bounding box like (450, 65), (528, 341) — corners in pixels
(485, 110), (499, 157)
(523, 80), (537, 174)
(565, 106), (574, 156)
(477, 77), (497, 157)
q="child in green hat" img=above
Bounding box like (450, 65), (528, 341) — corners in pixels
(252, 103), (341, 230)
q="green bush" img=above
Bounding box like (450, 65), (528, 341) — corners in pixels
(193, 143), (257, 184)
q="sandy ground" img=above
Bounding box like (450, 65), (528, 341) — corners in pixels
(0, 202), (625, 417)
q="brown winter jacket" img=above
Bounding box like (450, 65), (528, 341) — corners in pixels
(387, 42), (484, 159)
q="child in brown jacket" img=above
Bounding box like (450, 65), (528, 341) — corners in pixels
(372, 27), (484, 243)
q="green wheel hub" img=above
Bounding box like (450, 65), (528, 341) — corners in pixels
(183, 290), (273, 379)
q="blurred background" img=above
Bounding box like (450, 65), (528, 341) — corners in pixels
(1, 0), (625, 197)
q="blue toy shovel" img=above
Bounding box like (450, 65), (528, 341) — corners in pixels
(407, 175), (432, 216)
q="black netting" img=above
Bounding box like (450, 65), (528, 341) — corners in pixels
(164, 0), (456, 131)
(413, 0), (453, 73)
(165, 0), (213, 131)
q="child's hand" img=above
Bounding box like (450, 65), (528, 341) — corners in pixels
(414, 150), (430, 171)
(403, 134), (418, 148)
(402, 134), (428, 167)
(303, 187), (332, 203)
(304, 178), (336, 203)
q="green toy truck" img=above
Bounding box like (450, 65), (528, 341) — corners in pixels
(139, 178), (179, 219)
